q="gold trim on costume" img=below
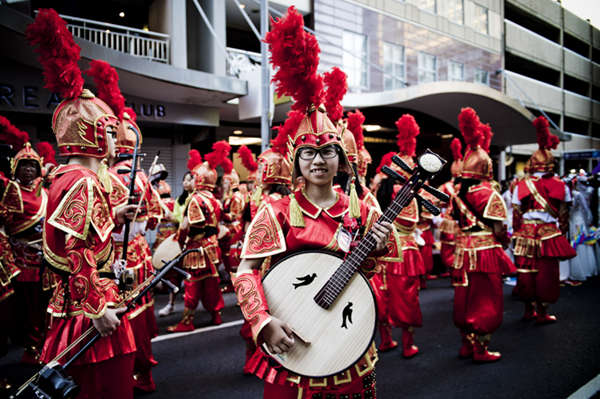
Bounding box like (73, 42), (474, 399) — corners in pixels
(47, 177), (93, 240)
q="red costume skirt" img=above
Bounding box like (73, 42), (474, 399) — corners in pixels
(513, 221), (576, 267)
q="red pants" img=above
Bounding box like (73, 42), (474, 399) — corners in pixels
(387, 275), (422, 328)
(68, 353), (135, 399)
(13, 281), (48, 353)
(516, 258), (560, 304)
(453, 272), (503, 335)
(128, 307), (155, 377)
(183, 276), (224, 313)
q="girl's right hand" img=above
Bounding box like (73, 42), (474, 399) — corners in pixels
(261, 317), (295, 354)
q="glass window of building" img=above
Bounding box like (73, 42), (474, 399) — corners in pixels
(418, 52), (437, 83)
(343, 30), (368, 90)
(448, 61), (464, 81)
(474, 69), (489, 85)
(444, 0), (464, 25)
(383, 42), (406, 90)
(473, 4), (489, 34)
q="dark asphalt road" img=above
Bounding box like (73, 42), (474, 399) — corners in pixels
(2, 276), (600, 398)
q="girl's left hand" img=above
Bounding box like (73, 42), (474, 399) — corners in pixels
(371, 221), (393, 252)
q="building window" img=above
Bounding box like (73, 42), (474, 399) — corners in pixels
(444, 0), (464, 25)
(383, 42), (406, 90)
(343, 30), (368, 91)
(474, 69), (489, 85)
(473, 4), (489, 34)
(406, 0), (436, 14)
(448, 61), (464, 81)
(418, 52), (437, 83)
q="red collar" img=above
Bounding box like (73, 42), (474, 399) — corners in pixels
(294, 189), (348, 219)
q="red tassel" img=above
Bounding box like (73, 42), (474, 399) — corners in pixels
(346, 109), (366, 150)
(458, 107), (483, 148)
(36, 142), (57, 166)
(205, 140), (231, 169)
(533, 116), (559, 150)
(187, 150), (202, 171)
(265, 6), (324, 112)
(395, 114), (420, 157)
(26, 9), (84, 100)
(85, 60), (126, 118)
(0, 115), (29, 150)
(323, 67), (348, 123)
(238, 145), (258, 173)
(450, 138), (463, 161)
(376, 152), (396, 174)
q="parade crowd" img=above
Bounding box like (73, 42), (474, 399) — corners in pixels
(0, 6), (597, 399)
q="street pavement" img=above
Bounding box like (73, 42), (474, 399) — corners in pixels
(2, 276), (599, 398)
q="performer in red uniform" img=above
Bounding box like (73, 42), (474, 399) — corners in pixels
(374, 114), (427, 358)
(28, 9), (136, 398)
(512, 116), (576, 323)
(234, 8), (392, 398)
(168, 143), (226, 332)
(151, 165), (178, 250)
(451, 107), (515, 363)
(238, 145), (259, 207)
(437, 138), (464, 275)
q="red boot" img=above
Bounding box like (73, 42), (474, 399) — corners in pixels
(472, 335), (501, 363)
(378, 323), (398, 352)
(211, 311), (223, 326)
(535, 302), (557, 325)
(401, 327), (419, 358)
(133, 370), (156, 393)
(522, 302), (538, 321)
(167, 308), (195, 333)
(458, 331), (474, 359)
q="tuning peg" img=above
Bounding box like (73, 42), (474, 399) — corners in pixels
(421, 184), (450, 203)
(416, 194), (441, 216)
(392, 155), (414, 174)
(381, 166), (407, 184)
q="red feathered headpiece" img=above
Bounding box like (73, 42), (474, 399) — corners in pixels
(0, 116), (29, 150)
(238, 145), (258, 173)
(36, 142), (57, 166)
(265, 6), (323, 113)
(533, 116), (559, 150)
(479, 123), (493, 153)
(323, 67), (348, 123)
(272, 110), (304, 156)
(450, 138), (463, 161)
(458, 107), (482, 149)
(85, 60), (126, 119)
(395, 114), (420, 157)
(26, 9), (83, 100)
(221, 157), (234, 174)
(376, 152), (396, 174)
(205, 140), (231, 170)
(346, 109), (366, 150)
(187, 150), (202, 171)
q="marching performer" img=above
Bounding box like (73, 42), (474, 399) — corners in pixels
(234, 8), (392, 398)
(512, 116), (576, 323)
(450, 107), (515, 363)
(168, 143), (226, 332)
(151, 164), (178, 251)
(375, 114), (426, 358)
(28, 9), (136, 398)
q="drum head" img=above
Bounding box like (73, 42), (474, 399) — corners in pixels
(152, 235), (182, 269)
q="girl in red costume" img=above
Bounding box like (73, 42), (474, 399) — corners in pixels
(233, 7), (392, 398)
(450, 108), (515, 363)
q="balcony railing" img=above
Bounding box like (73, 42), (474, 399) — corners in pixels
(226, 47), (261, 78)
(47, 12), (170, 64)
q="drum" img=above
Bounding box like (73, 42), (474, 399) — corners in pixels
(152, 235), (182, 270)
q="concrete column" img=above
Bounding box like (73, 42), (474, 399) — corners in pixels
(498, 149), (506, 182)
(149, 0), (187, 68)
(186, 0), (227, 75)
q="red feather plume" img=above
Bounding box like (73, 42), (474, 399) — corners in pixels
(26, 9), (84, 100)
(187, 150), (202, 171)
(533, 116), (559, 150)
(265, 6), (324, 112)
(0, 115), (29, 150)
(323, 67), (348, 123)
(376, 152), (396, 174)
(395, 114), (420, 157)
(272, 110), (304, 155)
(450, 138), (463, 161)
(458, 107), (483, 148)
(238, 145), (258, 173)
(205, 140), (231, 170)
(85, 60), (126, 119)
(221, 157), (234, 174)
(479, 123), (493, 153)
(346, 109), (366, 150)
(36, 142), (57, 166)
